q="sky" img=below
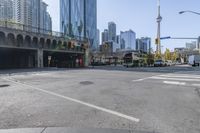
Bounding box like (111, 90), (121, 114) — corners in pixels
(43, 0), (200, 52)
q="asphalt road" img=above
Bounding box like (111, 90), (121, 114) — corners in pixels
(0, 66), (200, 133)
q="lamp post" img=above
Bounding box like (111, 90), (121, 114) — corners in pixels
(179, 10), (200, 16)
(179, 10), (200, 55)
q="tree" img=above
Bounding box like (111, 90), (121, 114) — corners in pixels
(172, 51), (178, 62)
(155, 52), (162, 60)
(164, 48), (171, 60)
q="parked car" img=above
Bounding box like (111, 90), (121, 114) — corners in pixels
(165, 60), (173, 66)
(154, 60), (166, 67)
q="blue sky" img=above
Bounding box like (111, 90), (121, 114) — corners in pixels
(43, 0), (200, 51)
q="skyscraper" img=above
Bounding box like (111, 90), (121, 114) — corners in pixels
(0, 0), (13, 21)
(108, 22), (116, 42)
(85, 0), (97, 51)
(60, 0), (97, 50)
(136, 37), (151, 53)
(120, 30), (136, 50)
(96, 29), (100, 46)
(13, 0), (52, 32)
(101, 29), (108, 43)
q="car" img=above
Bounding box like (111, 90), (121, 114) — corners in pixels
(165, 60), (173, 66)
(154, 60), (166, 67)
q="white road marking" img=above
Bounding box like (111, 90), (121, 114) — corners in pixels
(132, 78), (148, 82)
(192, 84), (200, 87)
(163, 81), (186, 86)
(150, 76), (200, 81)
(159, 74), (200, 79)
(1, 77), (140, 123)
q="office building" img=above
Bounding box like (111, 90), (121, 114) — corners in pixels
(120, 30), (136, 50)
(60, 0), (97, 50)
(0, 0), (13, 21)
(96, 29), (100, 46)
(186, 41), (196, 50)
(101, 29), (109, 43)
(108, 22), (116, 42)
(13, 0), (52, 32)
(136, 37), (151, 53)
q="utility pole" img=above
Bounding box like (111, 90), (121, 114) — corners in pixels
(156, 0), (162, 58)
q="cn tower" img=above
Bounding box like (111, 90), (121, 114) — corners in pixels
(156, 0), (162, 57)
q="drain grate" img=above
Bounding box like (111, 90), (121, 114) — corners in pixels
(0, 84), (10, 88)
(80, 81), (94, 85)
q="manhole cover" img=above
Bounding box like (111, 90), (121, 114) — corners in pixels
(0, 84), (10, 88)
(80, 81), (94, 85)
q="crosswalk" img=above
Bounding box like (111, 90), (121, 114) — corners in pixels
(149, 73), (200, 86)
(132, 73), (200, 87)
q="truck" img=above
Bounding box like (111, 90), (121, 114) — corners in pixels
(188, 55), (200, 66)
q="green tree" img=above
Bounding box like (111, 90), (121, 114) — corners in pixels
(164, 48), (171, 60)
(172, 51), (178, 62)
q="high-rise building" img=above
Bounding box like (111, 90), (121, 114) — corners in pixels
(31, 0), (40, 28)
(136, 37), (151, 53)
(186, 41), (196, 50)
(85, 0), (97, 51)
(13, 0), (52, 32)
(96, 29), (100, 46)
(101, 29), (109, 44)
(60, 0), (97, 50)
(120, 30), (136, 50)
(0, 0), (13, 21)
(13, 0), (32, 25)
(108, 22), (116, 42)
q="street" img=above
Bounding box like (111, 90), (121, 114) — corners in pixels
(0, 66), (200, 133)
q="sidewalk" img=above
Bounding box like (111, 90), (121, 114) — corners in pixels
(0, 127), (150, 133)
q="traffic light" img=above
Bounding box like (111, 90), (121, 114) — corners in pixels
(155, 38), (158, 44)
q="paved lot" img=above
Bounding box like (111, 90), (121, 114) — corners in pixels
(0, 66), (200, 133)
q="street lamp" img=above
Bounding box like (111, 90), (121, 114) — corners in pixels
(179, 10), (200, 55)
(179, 10), (200, 15)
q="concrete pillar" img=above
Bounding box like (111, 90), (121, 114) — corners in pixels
(84, 47), (89, 67)
(37, 48), (43, 68)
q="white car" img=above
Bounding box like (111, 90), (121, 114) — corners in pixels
(165, 60), (173, 66)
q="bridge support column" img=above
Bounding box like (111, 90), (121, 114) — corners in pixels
(84, 48), (89, 67)
(37, 49), (43, 68)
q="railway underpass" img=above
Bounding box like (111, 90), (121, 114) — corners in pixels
(0, 47), (85, 69)
(0, 22), (88, 69)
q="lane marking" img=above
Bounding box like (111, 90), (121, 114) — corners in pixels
(192, 84), (200, 87)
(132, 74), (166, 82)
(150, 76), (200, 82)
(163, 81), (186, 86)
(1, 77), (140, 123)
(160, 75), (200, 79)
(132, 78), (148, 82)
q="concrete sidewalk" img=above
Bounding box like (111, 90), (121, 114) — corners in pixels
(0, 127), (152, 133)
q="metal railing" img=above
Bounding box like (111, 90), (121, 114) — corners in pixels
(0, 21), (88, 42)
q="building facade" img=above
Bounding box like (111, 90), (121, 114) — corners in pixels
(0, 0), (13, 21)
(60, 0), (97, 51)
(136, 37), (151, 53)
(108, 22), (116, 42)
(101, 29), (109, 44)
(12, 0), (52, 32)
(96, 29), (100, 47)
(120, 30), (136, 50)
(186, 41), (196, 50)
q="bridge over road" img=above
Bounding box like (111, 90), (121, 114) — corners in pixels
(0, 21), (89, 69)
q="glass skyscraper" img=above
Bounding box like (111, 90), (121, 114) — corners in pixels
(60, 0), (97, 51)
